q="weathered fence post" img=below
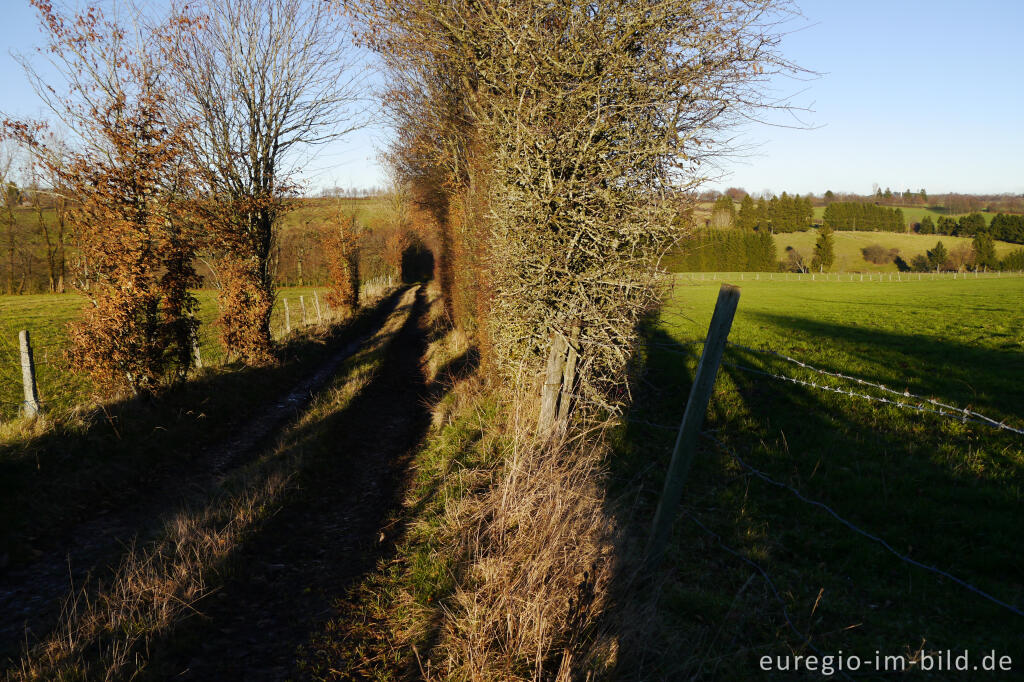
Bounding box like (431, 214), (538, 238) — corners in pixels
(313, 290), (323, 324)
(284, 298), (291, 333)
(192, 335), (204, 370)
(646, 283), (740, 571)
(19, 330), (41, 418)
(537, 331), (568, 436)
(300, 295), (308, 326)
(555, 319), (582, 425)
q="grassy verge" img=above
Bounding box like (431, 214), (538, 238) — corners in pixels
(610, 276), (1024, 678)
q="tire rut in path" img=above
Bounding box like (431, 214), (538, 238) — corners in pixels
(145, 285), (432, 680)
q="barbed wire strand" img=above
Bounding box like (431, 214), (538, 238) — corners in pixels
(700, 432), (1024, 619)
(684, 512), (856, 682)
(720, 361), (1023, 436)
(725, 342), (1024, 436)
(638, 338), (1023, 436)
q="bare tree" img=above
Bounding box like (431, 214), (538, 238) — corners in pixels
(362, 0), (802, 425)
(24, 137), (70, 293)
(354, 1), (803, 677)
(165, 0), (367, 364)
(0, 141), (19, 295)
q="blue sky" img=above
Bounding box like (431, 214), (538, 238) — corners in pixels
(715, 0), (1024, 196)
(3, 0), (1022, 196)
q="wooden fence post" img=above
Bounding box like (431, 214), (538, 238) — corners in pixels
(313, 290), (323, 324)
(555, 319), (582, 425)
(19, 330), (41, 418)
(284, 298), (291, 333)
(192, 335), (204, 370)
(537, 331), (568, 436)
(646, 283), (740, 571)
(300, 295), (308, 326)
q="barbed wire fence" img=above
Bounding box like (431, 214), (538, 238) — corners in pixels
(674, 270), (1024, 283)
(632, 329), (1024, 646)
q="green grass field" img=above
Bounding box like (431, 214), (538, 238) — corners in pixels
(277, 195), (390, 232)
(0, 285), (342, 422)
(773, 229), (1020, 272)
(617, 275), (1024, 677)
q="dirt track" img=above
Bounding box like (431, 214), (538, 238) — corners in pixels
(142, 285), (431, 679)
(0, 287), (422, 674)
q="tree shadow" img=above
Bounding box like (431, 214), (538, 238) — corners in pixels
(136, 286), (438, 680)
(594, 308), (1024, 680)
(0, 288), (409, 663)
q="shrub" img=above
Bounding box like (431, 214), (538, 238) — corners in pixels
(910, 254), (930, 272)
(6, 2), (200, 394)
(323, 210), (361, 314)
(1000, 248), (1024, 271)
(862, 244), (900, 265)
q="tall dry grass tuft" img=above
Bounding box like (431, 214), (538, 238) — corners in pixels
(434, 426), (617, 681)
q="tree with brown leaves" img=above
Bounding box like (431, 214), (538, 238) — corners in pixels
(6, 1), (201, 395)
(323, 207), (361, 314)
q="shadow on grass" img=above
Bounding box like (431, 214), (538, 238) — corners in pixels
(136, 286), (450, 680)
(0, 289), (408, 663)
(597, 306), (1024, 680)
(746, 311), (1024, 422)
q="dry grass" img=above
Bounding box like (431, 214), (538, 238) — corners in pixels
(437, 431), (617, 681)
(346, 337), (620, 679)
(11, 467), (292, 681)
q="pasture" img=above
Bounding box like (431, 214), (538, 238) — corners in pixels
(0, 285), (346, 422)
(618, 275), (1024, 676)
(773, 229), (1020, 272)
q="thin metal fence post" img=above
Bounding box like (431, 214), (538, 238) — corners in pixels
(646, 283), (741, 571)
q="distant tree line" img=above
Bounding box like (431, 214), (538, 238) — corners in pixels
(666, 228), (777, 272)
(710, 192), (814, 233)
(990, 214), (1024, 243)
(917, 213), (1024, 244)
(822, 202), (906, 232)
(903, 234), (1021, 273)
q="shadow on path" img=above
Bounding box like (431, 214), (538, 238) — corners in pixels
(143, 287), (434, 680)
